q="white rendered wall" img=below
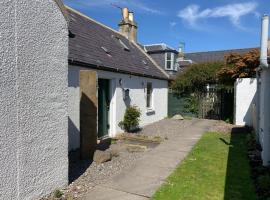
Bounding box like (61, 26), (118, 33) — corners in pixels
(68, 65), (168, 150)
(68, 68), (81, 151)
(259, 69), (270, 166)
(0, 1), (68, 199)
(234, 78), (257, 126)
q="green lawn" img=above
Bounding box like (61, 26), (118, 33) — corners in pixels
(152, 132), (258, 200)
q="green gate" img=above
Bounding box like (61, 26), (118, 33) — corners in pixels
(168, 91), (198, 118)
(168, 87), (234, 121)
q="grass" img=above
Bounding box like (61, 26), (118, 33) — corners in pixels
(152, 132), (258, 200)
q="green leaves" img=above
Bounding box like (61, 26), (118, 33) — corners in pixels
(172, 62), (224, 93)
(119, 106), (141, 132)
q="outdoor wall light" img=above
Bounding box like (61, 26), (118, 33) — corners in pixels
(124, 89), (130, 101)
(119, 78), (123, 86)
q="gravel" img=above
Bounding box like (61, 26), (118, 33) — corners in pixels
(138, 118), (197, 138)
(41, 118), (205, 200)
(209, 120), (240, 133)
(65, 147), (144, 199)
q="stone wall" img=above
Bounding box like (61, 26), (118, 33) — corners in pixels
(0, 1), (68, 199)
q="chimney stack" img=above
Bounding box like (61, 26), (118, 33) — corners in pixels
(177, 42), (185, 61)
(119, 8), (138, 42)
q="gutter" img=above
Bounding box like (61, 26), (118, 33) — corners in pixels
(68, 59), (170, 81)
(54, 0), (68, 20)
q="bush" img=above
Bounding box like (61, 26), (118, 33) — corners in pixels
(119, 106), (141, 132)
(53, 189), (63, 198)
(258, 175), (270, 191)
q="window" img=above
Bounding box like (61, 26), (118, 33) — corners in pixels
(118, 38), (130, 51)
(146, 82), (153, 108)
(165, 52), (175, 70)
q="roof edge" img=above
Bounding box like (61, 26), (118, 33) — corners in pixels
(144, 43), (178, 51)
(54, 0), (68, 20)
(186, 47), (259, 54)
(133, 42), (170, 79)
(65, 6), (128, 39)
(69, 60), (169, 81)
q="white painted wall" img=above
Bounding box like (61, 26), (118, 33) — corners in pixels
(259, 69), (270, 166)
(234, 78), (257, 126)
(68, 65), (168, 150)
(0, 1), (68, 199)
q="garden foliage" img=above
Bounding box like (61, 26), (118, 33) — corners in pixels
(119, 106), (141, 132)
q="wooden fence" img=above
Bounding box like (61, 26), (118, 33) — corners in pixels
(168, 87), (234, 121)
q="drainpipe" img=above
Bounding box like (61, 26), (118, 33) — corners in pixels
(259, 15), (270, 166)
(260, 15), (269, 69)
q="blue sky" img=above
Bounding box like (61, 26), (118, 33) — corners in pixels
(64, 0), (270, 53)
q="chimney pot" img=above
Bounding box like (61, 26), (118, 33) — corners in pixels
(128, 12), (134, 22)
(122, 8), (129, 20)
(119, 8), (138, 42)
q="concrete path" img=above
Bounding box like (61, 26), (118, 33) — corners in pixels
(83, 119), (214, 200)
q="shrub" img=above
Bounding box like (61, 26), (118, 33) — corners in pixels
(53, 189), (63, 198)
(258, 175), (270, 191)
(119, 106), (141, 132)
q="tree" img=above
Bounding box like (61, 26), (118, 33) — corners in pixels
(172, 62), (224, 93)
(217, 49), (260, 84)
(172, 49), (261, 93)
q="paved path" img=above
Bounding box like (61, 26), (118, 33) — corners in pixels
(83, 119), (214, 200)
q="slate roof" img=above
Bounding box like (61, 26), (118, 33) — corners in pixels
(67, 7), (169, 80)
(185, 48), (258, 64)
(144, 44), (178, 53)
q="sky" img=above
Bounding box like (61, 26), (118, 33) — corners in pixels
(64, 0), (270, 53)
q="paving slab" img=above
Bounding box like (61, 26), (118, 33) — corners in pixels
(102, 174), (165, 198)
(122, 162), (174, 180)
(83, 186), (148, 200)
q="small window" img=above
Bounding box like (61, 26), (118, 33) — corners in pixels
(165, 52), (175, 70)
(118, 38), (130, 51)
(146, 82), (153, 108)
(101, 46), (110, 54)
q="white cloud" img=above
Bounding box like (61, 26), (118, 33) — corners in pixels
(170, 22), (177, 27)
(65, 0), (163, 15)
(177, 2), (258, 29)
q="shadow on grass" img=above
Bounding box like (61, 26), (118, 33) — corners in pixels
(223, 127), (258, 200)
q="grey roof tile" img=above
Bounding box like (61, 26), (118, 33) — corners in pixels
(67, 8), (168, 80)
(185, 48), (258, 64)
(144, 44), (177, 53)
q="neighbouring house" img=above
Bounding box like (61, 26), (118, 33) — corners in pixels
(67, 7), (169, 158)
(185, 47), (258, 64)
(144, 43), (258, 78)
(1, 0), (68, 200)
(143, 43), (193, 77)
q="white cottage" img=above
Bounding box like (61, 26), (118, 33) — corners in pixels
(67, 7), (169, 158)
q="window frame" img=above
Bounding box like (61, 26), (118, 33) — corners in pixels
(146, 82), (153, 109)
(165, 52), (175, 70)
